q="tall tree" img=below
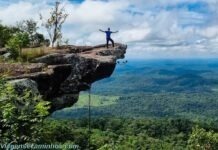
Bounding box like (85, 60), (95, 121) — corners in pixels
(7, 32), (29, 59)
(25, 19), (38, 39)
(0, 22), (20, 48)
(17, 19), (38, 46)
(40, 1), (68, 48)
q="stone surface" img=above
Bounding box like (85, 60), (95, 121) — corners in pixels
(0, 48), (7, 55)
(9, 78), (39, 94)
(1, 43), (127, 113)
(2, 52), (11, 59)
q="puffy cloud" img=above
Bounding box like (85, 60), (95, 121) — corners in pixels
(0, 0), (218, 58)
(198, 26), (218, 38)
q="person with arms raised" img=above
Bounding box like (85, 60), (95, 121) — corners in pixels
(99, 28), (118, 48)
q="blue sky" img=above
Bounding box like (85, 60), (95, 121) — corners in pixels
(0, 0), (218, 59)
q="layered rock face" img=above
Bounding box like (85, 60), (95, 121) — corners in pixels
(2, 43), (127, 112)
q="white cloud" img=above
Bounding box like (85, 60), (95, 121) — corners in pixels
(65, 0), (127, 24)
(0, 0), (218, 58)
(198, 26), (218, 38)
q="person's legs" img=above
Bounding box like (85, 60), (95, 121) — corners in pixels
(106, 38), (109, 48)
(110, 38), (115, 47)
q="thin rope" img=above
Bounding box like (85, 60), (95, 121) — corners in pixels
(88, 86), (91, 149)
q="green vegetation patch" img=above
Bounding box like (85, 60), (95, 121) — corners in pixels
(72, 93), (119, 109)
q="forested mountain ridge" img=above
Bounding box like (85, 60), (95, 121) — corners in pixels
(53, 59), (218, 121)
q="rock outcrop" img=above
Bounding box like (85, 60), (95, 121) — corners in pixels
(1, 43), (127, 112)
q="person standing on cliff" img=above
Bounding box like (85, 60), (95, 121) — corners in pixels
(99, 28), (119, 48)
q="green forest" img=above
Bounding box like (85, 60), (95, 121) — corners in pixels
(0, 77), (218, 150)
(1, 59), (218, 149)
(37, 118), (218, 150)
(51, 60), (218, 149)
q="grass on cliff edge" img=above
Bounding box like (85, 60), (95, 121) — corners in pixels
(21, 47), (46, 60)
(0, 46), (55, 63)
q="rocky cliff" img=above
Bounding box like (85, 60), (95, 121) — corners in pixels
(1, 43), (127, 112)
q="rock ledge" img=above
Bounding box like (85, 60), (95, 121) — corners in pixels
(1, 43), (127, 112)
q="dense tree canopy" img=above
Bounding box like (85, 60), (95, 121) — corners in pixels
(0, 23), (19, 48)
(0, 79), (50, 143)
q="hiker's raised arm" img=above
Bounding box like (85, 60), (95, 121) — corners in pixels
(99, 29), (105, 32)
(112, 30), (119, 33)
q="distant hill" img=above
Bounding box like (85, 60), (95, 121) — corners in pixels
(53, 59), (218, 121)
(90, 58), (218, 94)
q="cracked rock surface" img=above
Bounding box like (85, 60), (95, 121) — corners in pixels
(0, 43), (127, 112)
